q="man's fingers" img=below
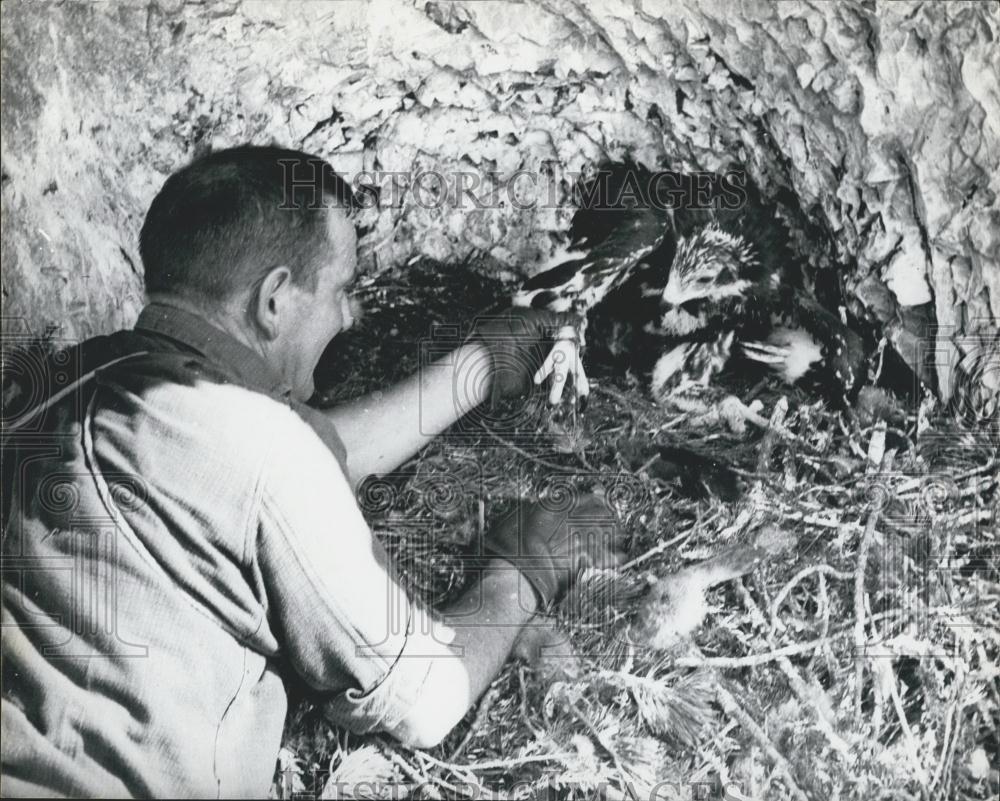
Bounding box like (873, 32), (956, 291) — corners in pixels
(533, 339), (584, 405)
(548, 365), (569, 405)
(574, 351), (590, 398)
(532, 346), (555, 384)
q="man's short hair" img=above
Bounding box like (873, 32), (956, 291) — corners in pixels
(140, 145), (356, 302)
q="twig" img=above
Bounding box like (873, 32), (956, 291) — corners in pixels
(882, 659), (928, 785)
(854, 421), (888, 719)
(619, 528), (693, 571)
(409, 750), (495, 799)
(448, 683), (502, 762)
(870, 626), (886, 740)
(807, 570), (833, 673)
(386, 747), (432, 787)
(674, 633), (846, 667)
(736, 582), (852, 757)
(517, 665), (544, 738)
(854, 505), (881, 718)
(637, 453), (662, 474)
(774, 651), (851, 757)
(480, 426), (579, 472)
(574, 446), (598, 472)
(656, 411), (691, 431)
(955, 508), (996, 527)
(952, 457), (998, 483)
(770, 565), (855, 628)
(672, 600), (979, 669)
(716, 682), (809, 801)
(756, 397), (789, 475)
(840, 414), (868, 459)
(930, 695), (956, 798)
(930, 643), (966, 800)
(388, 745), (480, 798)
(413, 749), (578, 773)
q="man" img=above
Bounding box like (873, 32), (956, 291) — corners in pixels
(1, 146), (619, 797)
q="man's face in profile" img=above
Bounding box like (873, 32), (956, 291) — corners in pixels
(280, 207), (359, 401)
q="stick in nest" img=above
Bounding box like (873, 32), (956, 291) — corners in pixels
(479, 426), (589, 473)
(447, 683), (502, 762)
(854, 503), (882, 720)
(715, 681), (810, 801)
(769, 564), (855, 633)
(756, 396), (789, 474)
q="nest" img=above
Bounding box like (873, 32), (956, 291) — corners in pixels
(278, 260), (999, 801)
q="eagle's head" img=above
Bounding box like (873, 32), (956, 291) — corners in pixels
(649, 225), (759, 336)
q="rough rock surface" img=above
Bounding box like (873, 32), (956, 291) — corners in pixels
(2, 0), (997, 397)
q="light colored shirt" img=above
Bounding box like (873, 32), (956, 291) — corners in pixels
(1, 304), (453, 798)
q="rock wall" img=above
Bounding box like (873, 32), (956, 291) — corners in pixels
(2, 0), (997, 397)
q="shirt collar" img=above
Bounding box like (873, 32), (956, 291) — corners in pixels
(134, 301), (293, 400)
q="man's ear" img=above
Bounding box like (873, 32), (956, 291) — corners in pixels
(252, 265), (294, 340)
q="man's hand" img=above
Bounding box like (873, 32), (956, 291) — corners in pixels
(470, 308), (578, 405)
(324, 309), (581, 487)
(482, 493), (623, 608)
(533, 327), (590, 405)
(388, 494), (621, 747)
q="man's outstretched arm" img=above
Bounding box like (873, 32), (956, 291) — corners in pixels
(322, 307), (572, 488)
(322, 340), (492, 489)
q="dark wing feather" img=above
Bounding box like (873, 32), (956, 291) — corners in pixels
(568, 160), (659, 248)
(513, 203), (667, 314)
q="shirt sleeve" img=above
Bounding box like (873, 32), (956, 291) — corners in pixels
(254, 406), (456, 739)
